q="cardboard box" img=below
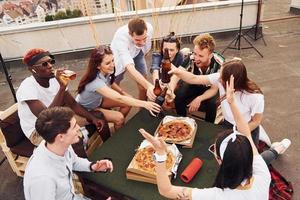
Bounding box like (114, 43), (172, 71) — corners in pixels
(126, 141), (181, 184)
(154, 116), (197, 148)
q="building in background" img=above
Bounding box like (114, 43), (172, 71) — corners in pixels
(0, 0), (215, 26)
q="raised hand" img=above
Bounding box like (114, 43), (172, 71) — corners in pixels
(139, 129), (167, 155)
(226, 75), (235, 104)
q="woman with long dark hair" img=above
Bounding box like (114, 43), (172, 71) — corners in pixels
(76, 46), (161, 130)
(139, 76), (290, 199)
(170, 59), (264, 145)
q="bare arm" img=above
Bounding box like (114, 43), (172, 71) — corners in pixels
(96, 86), (161, 113)
(226, 76), (258, 155)
(25, 72), (68, 117)
(152, 70), (160, 84)
(169, 65), (210, 85)
(64, 92), (104, 129)
(248, 113), (263, 131)
(126, 64), (156, 100)
(188, 85), (218, 112)
(111, 83), (126, 95)
(139, 129), (192, 199)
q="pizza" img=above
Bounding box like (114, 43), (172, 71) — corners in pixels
(157, 120), (193, 142)
(134, 146), (174, 174)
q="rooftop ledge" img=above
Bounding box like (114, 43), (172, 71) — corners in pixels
(0, 0), (259, 60)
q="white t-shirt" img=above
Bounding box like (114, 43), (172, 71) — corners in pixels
(207, 73), (264, 125)
(16, 76), (60, 138)
(192, 155), (271, 200)
(110, 22), (153, 76)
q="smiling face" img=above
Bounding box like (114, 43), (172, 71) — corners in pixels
(193, 45), (213, 68)
(163, 42), (178, 61)
(98, 54), (114, 75)
(131, 31), (148, 47)
(30, 56), (55, 78)
(58, 117), (81, 145)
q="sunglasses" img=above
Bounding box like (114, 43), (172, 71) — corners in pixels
(33, 59), (55, 67)
(208, 144), (216, 155)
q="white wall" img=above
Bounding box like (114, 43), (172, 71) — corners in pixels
(0, 0), (259, 60)
(291, 0), (300, 9)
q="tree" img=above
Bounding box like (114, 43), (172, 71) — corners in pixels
(71, 9), (83, 18)
(66, 9), (72, 18)
(45, 15), (54, 21)
(53, 11), (67, 20)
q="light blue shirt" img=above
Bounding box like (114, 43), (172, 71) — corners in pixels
(76, 72), (111, 110)
(23, 141), (91, 200)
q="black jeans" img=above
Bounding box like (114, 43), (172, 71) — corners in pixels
(174, 81), (218, 123)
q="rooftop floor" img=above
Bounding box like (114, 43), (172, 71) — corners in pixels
(1, 0), (300, 199)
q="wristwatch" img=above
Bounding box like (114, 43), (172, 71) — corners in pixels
(153, 152), (167, 163)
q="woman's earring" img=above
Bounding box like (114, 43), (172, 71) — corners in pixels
(32, 69), (37, 73)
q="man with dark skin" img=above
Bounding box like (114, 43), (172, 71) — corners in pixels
(16, 48), (110, 157)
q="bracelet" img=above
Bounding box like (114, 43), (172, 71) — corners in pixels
(89, 161), (97, 172)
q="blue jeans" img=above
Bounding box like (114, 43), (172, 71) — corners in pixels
(115, 50), (147, 84)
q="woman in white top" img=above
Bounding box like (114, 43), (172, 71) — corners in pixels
(139, 76), (289, 200)
(76, 46), (161, 130)
(170, 59), (263, 145)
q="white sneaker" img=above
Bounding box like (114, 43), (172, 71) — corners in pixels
(271, 138), (291, 154)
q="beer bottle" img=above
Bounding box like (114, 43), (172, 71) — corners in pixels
(153, 79), (162, 96)
(161, 48), (172, 83)
(152, 87), (168, 117)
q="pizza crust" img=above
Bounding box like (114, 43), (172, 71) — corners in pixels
(157, 120), (193, 142)
(134, 146), (174, 174)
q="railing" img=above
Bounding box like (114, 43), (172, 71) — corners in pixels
(0, 0), (259, 60)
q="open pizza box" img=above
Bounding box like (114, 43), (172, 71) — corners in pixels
(154, 116), (197, 148)
(126, 140), (182, 184)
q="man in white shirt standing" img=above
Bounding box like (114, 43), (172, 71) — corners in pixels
(24, 106), (113, 200)
(111, 17), (156, 101)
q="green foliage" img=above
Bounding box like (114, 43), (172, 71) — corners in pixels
(53, 11), (67, 20)
(45, 15), (54, 21)
(45, 9), (83, 21)
(66, 9), (72, 17)
(71, 9), (83, 18)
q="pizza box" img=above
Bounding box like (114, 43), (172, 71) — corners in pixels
(126, 171), (157, 184)
(154, 116), (197, 148)
(126, 170), (173, 184)
(126, 140), (182, 184)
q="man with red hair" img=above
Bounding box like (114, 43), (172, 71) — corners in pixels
(17, 48), (110, 157)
